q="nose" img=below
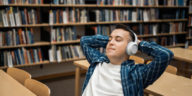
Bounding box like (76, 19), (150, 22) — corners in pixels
(108, 39), (115, 45)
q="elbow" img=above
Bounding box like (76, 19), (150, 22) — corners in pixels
(80, 36), (86, 43)
(80, 36), (88, 46)
(162, 49), (174, 62)
(169, 50), (174, 59)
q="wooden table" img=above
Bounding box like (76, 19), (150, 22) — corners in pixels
(169, 48), (192, 77)
(169, 48), (192, 63)
(74, 60), (89, 96)
(146, 72), (192, 96)
(74, 60), (192, 96)
(0, 70), (36, 96)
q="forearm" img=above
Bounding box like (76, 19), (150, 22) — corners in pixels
(80, 35), (109, 65)
(80, 35), (109, 49)
(138, 41), (174, 88)
(138, 41), (173, 62)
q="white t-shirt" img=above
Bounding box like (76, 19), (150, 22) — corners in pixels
(82, 62), (123, 96)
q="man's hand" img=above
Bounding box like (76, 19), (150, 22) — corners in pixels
(137, 40), (141, 45)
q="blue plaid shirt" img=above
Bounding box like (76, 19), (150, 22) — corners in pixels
(80, 35), (173, 96)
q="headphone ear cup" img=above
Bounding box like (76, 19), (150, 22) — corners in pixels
(126, 42), (138, 55)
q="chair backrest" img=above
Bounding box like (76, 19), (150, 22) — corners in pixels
(7, 67), (31, 85)
(146, 60), (152, 64)
(25, 79), (50, 96)
(130, 55), (145, 64)
(189, 46), (192, 50)
(165, 65), (177, 75)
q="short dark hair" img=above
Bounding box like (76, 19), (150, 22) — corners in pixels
(115, 24), (135, 41)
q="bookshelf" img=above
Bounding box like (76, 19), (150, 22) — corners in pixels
(0, 0), (189, 69)
(188, 0), (192, 46)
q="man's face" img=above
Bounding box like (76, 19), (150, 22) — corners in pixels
(106, 29), (131, 58)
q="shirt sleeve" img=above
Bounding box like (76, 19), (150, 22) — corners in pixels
(138, 41), (174, 88)
(80, 35), (109, 65)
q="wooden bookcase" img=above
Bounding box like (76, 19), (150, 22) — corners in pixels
(188, 0), (192, 47)
(0, 0), (188, 69)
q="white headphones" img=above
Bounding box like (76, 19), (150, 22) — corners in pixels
(126, 32), (138, 55)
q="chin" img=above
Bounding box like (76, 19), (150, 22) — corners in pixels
(106, 53), (116, 58)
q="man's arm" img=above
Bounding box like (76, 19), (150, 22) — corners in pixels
(80, 35), (109, 65)
(138, 41), (174, 88)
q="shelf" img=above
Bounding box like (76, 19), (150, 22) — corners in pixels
(0, 40), (82, 49)
(0, 24), (49, 28)
(187, 37), (192, 40)
(0, 19), (187, 28)
(0, 57), (86, 69)
(51, 22), (97, 26)
(95, 5), (188, 8)
(138, 32), (187, 38)
(49, 4), (188, 8)
(50, 57), (86, 64)
(0, 66), (8, 69)
(0, 61), (50, 69)
(166, 43), (185, 48)
(0, 4), (50, 7)
(14, 60), (50, 68)
(51, 40), (80, 45)
(50, 4), (97, 7)
(96, 19), (187, 24)
(0, 42), (50, 49)
(0, 4), (188, 8)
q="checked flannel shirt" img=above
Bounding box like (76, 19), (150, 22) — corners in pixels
(80, 35), (173, 96)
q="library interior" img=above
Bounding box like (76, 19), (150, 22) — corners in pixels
(0, 0), (192, 96)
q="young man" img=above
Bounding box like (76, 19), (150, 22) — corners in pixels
(80, 24), (173, 96)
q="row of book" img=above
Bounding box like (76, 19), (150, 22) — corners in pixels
(97, 0), (187, 6)
(49, 8), (87, 24)
(52, 0), (85, 5)
(51, 27), (77, 42)
(0, 47), (43, 67)
(189, 0), (192, 13)
(132, 23), (185, 35)
(141, 36), (178, 46)
(189, 29), (192, 38)
(0, 7), (40, 27)
(0, 28), (34, 47)
(92, 23), (186, 36)
(96, 9), (157, 22)
(49, 45), (84, 62)
(159, 0), (187, 6)
(96, 9), (185, 22)
(94, 25), (115, 35)
(0, 7), (185, 27)
(189, 16), (192, 26)
(0, 0), (44, 5)
(97, 0), (159, 6)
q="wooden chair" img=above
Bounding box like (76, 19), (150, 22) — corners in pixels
(7, 67), (31, 85)
(188, 46), (192, 50)
(165, 65), (177, 75)
(25, 79), (50, 96)
(130, 55), (145, 64)
(146, 60), (152, 64)
(145, 61), (177, 75)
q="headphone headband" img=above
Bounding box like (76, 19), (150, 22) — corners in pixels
(132, 32), (137, 43)
(127, 28), (137, 43)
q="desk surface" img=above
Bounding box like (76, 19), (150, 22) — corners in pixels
(146, 72), (192, 96)
(74, 60), (89, 70)
(74, 60), (192, 96)
(0, 70), (36, 96)
(169, 48), (192, 63)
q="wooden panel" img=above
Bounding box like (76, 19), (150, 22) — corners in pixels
(0, 70), (36, 96)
